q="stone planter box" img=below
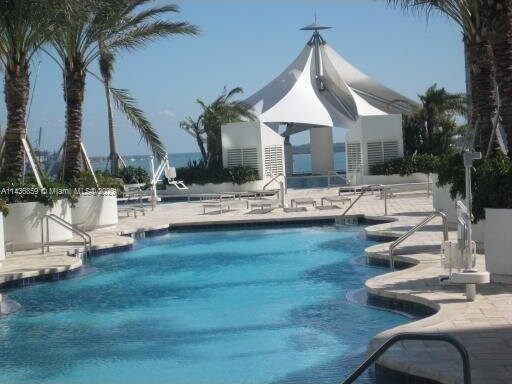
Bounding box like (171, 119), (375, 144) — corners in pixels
(484, 208), (512, 283)
(363, 172), (430, 185)
(71, 193), (118, 231)
(165, 180), (267, 195)
(0, 214), (5, 266)
(4, 200), (72, 251)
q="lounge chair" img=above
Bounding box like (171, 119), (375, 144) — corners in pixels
(290, 197), (316, 208)
(164, 167), (188, 190)
(321, 196), (352, 207)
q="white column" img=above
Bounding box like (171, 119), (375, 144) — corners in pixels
(284, 136), (293, 176)
(310, 126), (333, 174)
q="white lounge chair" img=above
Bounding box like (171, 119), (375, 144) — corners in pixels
(164, 167), (188, 190)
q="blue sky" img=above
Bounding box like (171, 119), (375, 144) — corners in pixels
(1, 0), (465, 156)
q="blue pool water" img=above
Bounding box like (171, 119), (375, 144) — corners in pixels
(0, 226), (408, 384)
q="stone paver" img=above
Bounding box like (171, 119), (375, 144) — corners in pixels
(1, 188), (511, 384)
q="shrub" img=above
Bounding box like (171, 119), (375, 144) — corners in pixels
(175, 161), (259, 185)
(436, 152), (512, 222)
(370, 154), (441, 176)
(0, 198), (8, 216)
(118, 166), (150, 185)
(0, 177), (76, 207)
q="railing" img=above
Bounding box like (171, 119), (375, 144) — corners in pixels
(341, 332), (471, 384)
(41, 214), (92, 256)
(263, 173), (286, 191)
(389, 210), (448, 271)
(327, 170), (347, 188)
(337, 185), (373, 220)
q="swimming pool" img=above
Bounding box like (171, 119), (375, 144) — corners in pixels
(0, 225), (409, 384)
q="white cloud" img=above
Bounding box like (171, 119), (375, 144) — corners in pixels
(158, 109), (176, 118)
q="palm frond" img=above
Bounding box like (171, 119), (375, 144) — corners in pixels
(109, 21), (199, 52)
(110, 87), (167, 160)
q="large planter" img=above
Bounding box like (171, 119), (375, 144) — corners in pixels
(165, 180), (267, 195)
(0, 214), (5, 266)
(484, 208), (512, 283)
(362, 172), (430, 185)
(71, 193), (118, 231)
(4, 200), (72, 251)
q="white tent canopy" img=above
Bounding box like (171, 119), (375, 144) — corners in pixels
(245, 25), (416, 131)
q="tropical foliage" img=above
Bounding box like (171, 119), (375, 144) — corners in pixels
(0, 0), (53, 180)
(182, 87), (255, 170)
(403, 84), (466, 155)
(387, 0), (512, 155)
(370, 153), (441, 176)
(0, 198), (8, 216)
(175, 160), (258, 185)
(118, 166), (150, 185)
(49, 0), (198, 181)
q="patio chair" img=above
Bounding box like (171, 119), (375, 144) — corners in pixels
(164, 167), (188, 190)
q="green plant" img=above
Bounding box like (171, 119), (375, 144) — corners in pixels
(229, 166), (258, 185)
(0, 198), (8, 216)
(118, 166), (150, 185)
(175, 161), (258, 185)
(370, 153), (441, 176)
(0, 177), (76, 207)
(436, 151), (512, 222)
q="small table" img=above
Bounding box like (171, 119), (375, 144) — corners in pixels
(291, 197), (316, 208)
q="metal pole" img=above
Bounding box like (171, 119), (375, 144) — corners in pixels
(384, 188), (388, 216)
(46, 216), (50, 253)
(149, 156), (157, 210)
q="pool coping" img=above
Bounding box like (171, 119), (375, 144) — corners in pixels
(0, 211), (450, 384)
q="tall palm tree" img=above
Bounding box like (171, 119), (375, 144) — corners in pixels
(196, 87), (255, 170)
(0, 0), (52, 180)
(180, 116), (207, 163)
(386, 0), (498, 152)
(98, 42), (121, 175)
(485, 0), (512, 153)
(50, 0), (199, 181)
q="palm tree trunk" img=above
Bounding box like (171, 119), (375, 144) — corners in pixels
(0, 67), (29, 180)
(104, 82), (120, 175)
(62, 66), (86, 182)
(196, 134), (207, 163)
(468, 36), (497, 152)
(488, 3), (512, 153)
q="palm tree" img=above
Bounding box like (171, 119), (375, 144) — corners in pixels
(485, 0), (512, 153)
(196, 87), (255, 170)
(418, 84), (467, 152)
(50, 0), (199, 181)
(180, 116), (207, 163)
(98, 42), (121, 175)
(386, 0), (498, 152)
(0, 0), (52, 180)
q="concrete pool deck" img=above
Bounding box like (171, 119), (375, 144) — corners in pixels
(0, 187), (510, 384)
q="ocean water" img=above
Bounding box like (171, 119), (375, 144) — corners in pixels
(0, 225), (409, 384)
(91, 152), (346, 174)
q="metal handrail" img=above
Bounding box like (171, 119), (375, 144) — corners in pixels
(263, 173), (286, 191)
(336, 186), (372, 220)
(41, 214), (92, 256)
(341, 332), (471, 384)
(389, 210), (448, 271)
(327, 170), (347, 187)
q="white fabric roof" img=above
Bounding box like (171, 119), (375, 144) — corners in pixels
(245, 32), (416, 129)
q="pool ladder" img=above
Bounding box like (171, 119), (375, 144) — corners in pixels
(341, 332), (471, 384)
(41, 214), (92, 258)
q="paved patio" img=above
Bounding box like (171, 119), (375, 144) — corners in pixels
(0, 187), (510, 384)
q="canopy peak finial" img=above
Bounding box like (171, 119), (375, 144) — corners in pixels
(300, 15), (332, 31)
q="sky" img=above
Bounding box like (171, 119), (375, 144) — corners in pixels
(0, 0), (466, 156)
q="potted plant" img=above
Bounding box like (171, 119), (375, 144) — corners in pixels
(0, 178), (74, 251)
(70, 172), (122, 230)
